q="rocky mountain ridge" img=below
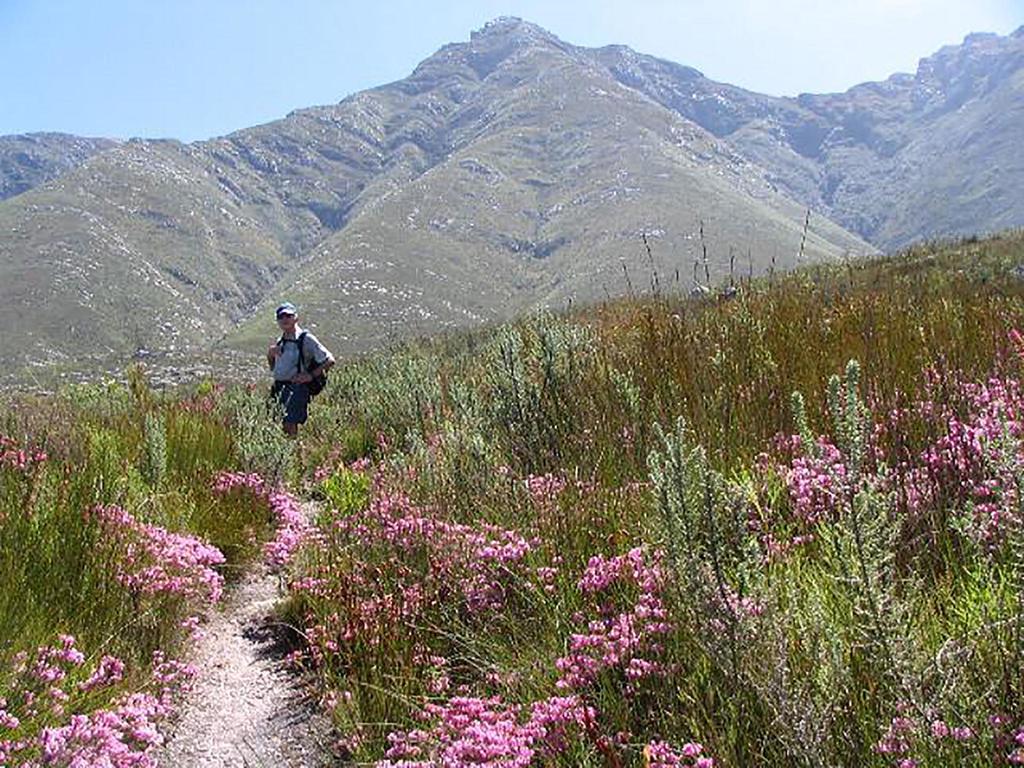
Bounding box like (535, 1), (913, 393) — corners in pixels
(585, 21), (1024, 248)
(0, 133), (118, 201)
(0, 18), (1020, 383)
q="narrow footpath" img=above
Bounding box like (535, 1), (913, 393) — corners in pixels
(157, 503), (331, 767)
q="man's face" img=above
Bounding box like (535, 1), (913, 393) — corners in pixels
(277, 312), (297, 332)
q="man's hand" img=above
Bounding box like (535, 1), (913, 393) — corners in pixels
(292, 372), (313, 384)
(268, 343), (282, 361)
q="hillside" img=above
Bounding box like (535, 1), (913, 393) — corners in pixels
(4, 231), (1024, 766)
(603, 26), (1024, 248)
(0, 132), (118, 201)
(0, 19), (870, 383)
(284, 229), (1024, 765)
(2, 19), (1023, 382)
(224, 20), (867, 353)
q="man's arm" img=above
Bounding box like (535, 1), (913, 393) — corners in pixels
(303, 333), (335, 378)
(308, 357), (334, 377)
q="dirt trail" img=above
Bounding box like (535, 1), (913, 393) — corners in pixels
(157, 504), (332, 767)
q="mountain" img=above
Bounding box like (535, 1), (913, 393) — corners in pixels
(0, 19), (870, 383)
(223, 19), (869, 354)
(0, 133), (118, 201)
(599, 25), (1024, 249)
(2, 18), (1021, 383)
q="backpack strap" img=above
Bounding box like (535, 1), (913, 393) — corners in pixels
(297, 331), (309, 373)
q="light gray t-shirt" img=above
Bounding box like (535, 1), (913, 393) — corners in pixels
(271, 326), (333, 381)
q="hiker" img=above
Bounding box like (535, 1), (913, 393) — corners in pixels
(267, 302), (335, 436)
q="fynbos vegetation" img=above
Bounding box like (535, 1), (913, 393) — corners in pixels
(3, 231), (1024, 766)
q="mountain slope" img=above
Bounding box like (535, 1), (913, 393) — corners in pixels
(224, 21), (867, 352)
(0, 140), (294, 372)
(0, 19), (871, 381)
(0, 133), (118, 201)
(595, 26), (1024, 249)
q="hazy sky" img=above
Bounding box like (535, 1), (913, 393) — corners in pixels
(1, 0), (1021, 141)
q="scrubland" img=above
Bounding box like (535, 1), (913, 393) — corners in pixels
(4, 231), (1024, 766)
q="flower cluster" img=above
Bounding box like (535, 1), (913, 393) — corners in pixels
(312, 448), (373, 484)
(871, 707), (1024, 766)
(377, 694), (594, 767)
(0, 637), (195, 767)
(293, 464), (713, 764)
(213, 471), (310, 567)
(525, 473), (567, 505)
(875, 715), (915, 757)
(0, 436), (48, 473)
(1010, 727), (1024, 764)
(769, 365), (1024, 556)
(79, 656), (126, 693)
(90, 504), (225, 603)
(782, 436), (850, 525)
(556, 547), (672, 692)
(376, 693), (713, 768)
(292, 489), (536, 659)
(32, 692), (169, 767)
(901, 374), (1024, 545)
(644, 739), (714, 767)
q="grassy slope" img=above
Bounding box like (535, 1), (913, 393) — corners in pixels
(3, 231), (1023, 766)
(283, 230), (1024, 766)
(0, 141), (296, 374)
(225, 47), (870, 359)
(0, 133), (119, 201)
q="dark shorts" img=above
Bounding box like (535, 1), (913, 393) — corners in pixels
(270, 382), (310, 424)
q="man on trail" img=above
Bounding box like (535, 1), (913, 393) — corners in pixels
(267, 302), (335, 436)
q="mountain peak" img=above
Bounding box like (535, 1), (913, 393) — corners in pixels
(962, 31), (1000, 45)
(470, 17), (555, 44)
(407, 17), (571, 84)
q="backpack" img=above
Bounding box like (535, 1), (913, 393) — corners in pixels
(279, 331), (328, 398)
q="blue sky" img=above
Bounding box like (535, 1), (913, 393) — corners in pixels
(1, 0), (1021, 141)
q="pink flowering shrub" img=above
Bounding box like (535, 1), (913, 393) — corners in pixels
(644, 739), (714, 767)
(0, 435), (49, 525)
(0, 436), (48, 474)
(556, 548), (672, 693)
(213, 471), (310, 567)
(90, 504), (225, 603)
(280, 433), (734, 765)
(376, 694), (593, 767)
(766, 363), (1024, 559)
(289, 487), (537, 663)
(525, 473), (568, 508)
(0, 636), (194, 767)
(375, 693), (715, 768)
(780, 435), (852, 525)
(892, 373), (1024, 546)
(872, 708), (1024, 767)
(376, 693), (714, 768)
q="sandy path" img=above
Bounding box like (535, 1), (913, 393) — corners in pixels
(157, 508), (332, 767)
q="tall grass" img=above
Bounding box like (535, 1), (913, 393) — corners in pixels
(3, 232), (1024, 766)
(283, 232), (1024, 766)
(0, 372), (295, 764)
